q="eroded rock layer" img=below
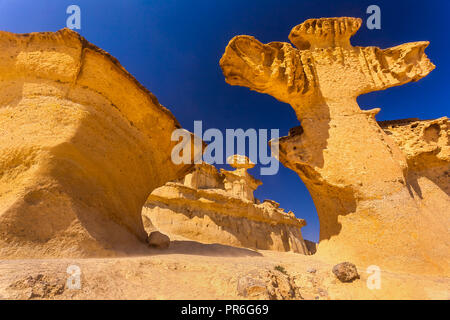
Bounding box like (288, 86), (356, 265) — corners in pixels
(0, 29), (197, 258)
(220, 17), (450, 275)
(143, 161), (309, 254)
(380, 117), (449, 196)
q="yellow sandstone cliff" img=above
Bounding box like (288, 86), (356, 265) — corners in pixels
(0, 29), (199, 258)
(220, 17), (450, 275)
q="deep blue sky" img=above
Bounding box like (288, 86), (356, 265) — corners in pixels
(1, 0), (448, 242)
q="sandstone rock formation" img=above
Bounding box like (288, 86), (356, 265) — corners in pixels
(0, 29), (200, 258)
(222, 154), (262, 202)
(220, 17), (449, 275)
(143, 156), (309, 253)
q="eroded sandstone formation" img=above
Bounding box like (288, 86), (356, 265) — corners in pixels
(0, 29), (200, 258)
(220, 17), (449, 275)
(143, 156), (309, 254)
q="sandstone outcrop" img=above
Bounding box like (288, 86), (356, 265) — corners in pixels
(143, 156), (309, 253)
(220, 17), (449, 275)
(0, 29), (200, 258)
(379, 117), (449, 195)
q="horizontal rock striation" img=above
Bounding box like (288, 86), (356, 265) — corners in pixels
(143, 161), (309, 254)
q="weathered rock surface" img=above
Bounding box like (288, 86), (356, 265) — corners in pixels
(0, 29), (199, 258)
(237, 269), (302, 300)
(147, 231), (170, 249)
(222, 154), (262, 202)
(143, 158), (309, 253)
(332, 262), (360, 283)
(220, 17), (449, 275)
(236, 274), (267, 297)
(7, 274), (66, 300)
(379, 117), (449, 195)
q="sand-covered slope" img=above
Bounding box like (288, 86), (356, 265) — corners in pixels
(0, 232), (448, 300)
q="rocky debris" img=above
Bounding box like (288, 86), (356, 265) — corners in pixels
(237, 275), (267, 298)
(147, 231), (170, 249)
(0, 28), (200, 259)
(332, 262), (360, 283)
(237, 269), (302, 300)
(143, 159), (309, 254)
(220, 16), (449, 276)
(317, 287), (328, 297)
(379, 117), (449, 194)
(290, 272), (332, 300)
(7, 274), (65, 299)
(307, 267), (317, 274)
(221, 155), (261, 202)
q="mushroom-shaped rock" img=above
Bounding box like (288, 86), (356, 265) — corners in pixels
(0, 29), (200, 258)
(222, 155), (261, 202)
(237, 269), (302, 300)
(220, 17), (449, 276)
(226, 154), (255, 169)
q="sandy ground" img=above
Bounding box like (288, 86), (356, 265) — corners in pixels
(0, 234), (448, 300)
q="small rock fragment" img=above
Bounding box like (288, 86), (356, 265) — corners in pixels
(332, 262), (360, 282)
(147, 231), (170, 249)
(317, 288), (328, 297)
(237, 276), (266, 297)
(307, 267), (317, 273)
